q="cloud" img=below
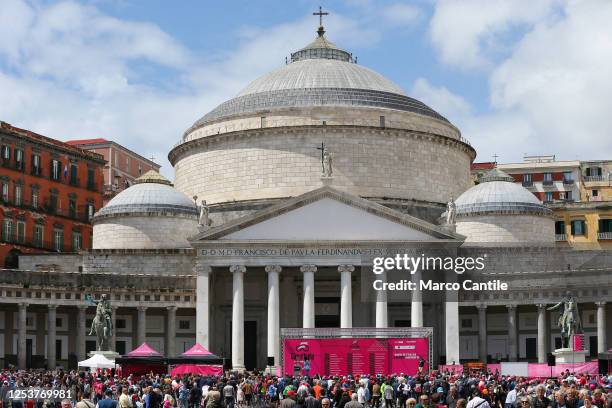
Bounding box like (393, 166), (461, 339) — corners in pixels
(411, 78), (472, 119)
(429, 0), (561, 69)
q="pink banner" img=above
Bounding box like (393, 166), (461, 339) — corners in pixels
(573, 334), (585, 351)
(439, 365), (464, 374)
(528, 362), (598, 377)
(283, 337), (428, 376)
(170, 364), (224, 376)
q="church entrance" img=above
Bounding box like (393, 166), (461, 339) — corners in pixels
(315, 297), (340, 327)
(244, 321), (257, 370)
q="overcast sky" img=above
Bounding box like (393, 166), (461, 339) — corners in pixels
(1, 0), (611, 178)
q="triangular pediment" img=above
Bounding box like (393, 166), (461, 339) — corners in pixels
(192, 187), (463, 242)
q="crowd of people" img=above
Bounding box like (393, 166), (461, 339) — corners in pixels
(0, 368), (611, 408)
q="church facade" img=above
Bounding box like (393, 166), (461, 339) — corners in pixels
(0, 20), (610, 372)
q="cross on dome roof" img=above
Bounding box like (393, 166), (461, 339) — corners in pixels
(290, 7), (353, 63)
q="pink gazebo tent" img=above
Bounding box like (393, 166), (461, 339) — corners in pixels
(169, 343), (224, 376)
(116, 343), (167, 376)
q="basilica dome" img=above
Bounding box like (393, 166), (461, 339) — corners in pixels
(170, 24), (476, 225)
(92, 170), (198, 249)
(454, 168), (554, 244)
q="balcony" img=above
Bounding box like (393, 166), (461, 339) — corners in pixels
(563, 179), (575, 185)
(522, 180), (533, 187)
(542, 180), (554, 186)
(584, 175), (604, 182)
(598, 232), (612, 240)
(0, 234), (81, 252)
(555, 234), (566, 241)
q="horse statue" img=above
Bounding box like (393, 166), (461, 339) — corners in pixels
(547, 292), (583, 349)
(86, 294), (113, 351)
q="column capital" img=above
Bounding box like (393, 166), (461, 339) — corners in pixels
(595, 301), (607, 307)
(536, 303), (547, 310)
(230, 265), (247, 274)
(137, 306), (148, 312)
(194, 263), (212, 275)
(476, 304), (487, 311)
(48, 304), (58, 310)
(77, 305), (88, 310)
(506, 304), (517, 310)
(18, 302), (28, 309)
(111, 305), (119, 310)
(338, 264), (355, 273)
(167, 306), (178, 312)
(265, 265), (282, 274)
(300, 264), (317, 273)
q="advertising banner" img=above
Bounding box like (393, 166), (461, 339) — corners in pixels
(283, 337), (428, 376)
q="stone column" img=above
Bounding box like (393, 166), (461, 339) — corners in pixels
(445, 300), (460, 365)
(18, 303), (27, 369)
(266, 265), (282, 368)
(596, 301), (607, 354)
(375, 270), (388, 328)
(477, 304), (487, 362)
(195, 264), (212, 348)
(338, 265), (355, 328)
(230, 265), (246, 371)
(300, 265), (317, 328)
(137, 306), (147, 345)
(77, 305), (87, 360)
(166, 306), (177, 357)
(110, 305), (118, 351)
(507, 305), (518, 361)
(47, 305), (57, 368)
(537, 304), (547, 363)
(411, 270), (423, 327)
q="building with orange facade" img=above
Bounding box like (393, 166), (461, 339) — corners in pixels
(66, 138), (159, 205)
(0, 122), (105, 267)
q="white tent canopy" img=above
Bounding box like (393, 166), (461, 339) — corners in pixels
(78, 353), (115, 369)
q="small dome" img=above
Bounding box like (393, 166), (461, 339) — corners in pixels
(455, 168), (551, 217)
(94, 171), (197, 219)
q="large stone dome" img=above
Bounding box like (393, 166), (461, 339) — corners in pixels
(170, 24), (476, 225)
(454, 168), (554, 244)
(93, 171), (198, 249)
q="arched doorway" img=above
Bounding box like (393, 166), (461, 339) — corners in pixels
(5, 248), (22, 268)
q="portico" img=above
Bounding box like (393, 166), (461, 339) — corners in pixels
(190, 187), (463, 371)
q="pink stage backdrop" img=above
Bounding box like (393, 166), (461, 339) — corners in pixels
(528, 362), (598, 377)
(283, 337), (428, 376)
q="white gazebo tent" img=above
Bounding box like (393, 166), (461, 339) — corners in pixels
(78, 353), (115, 369)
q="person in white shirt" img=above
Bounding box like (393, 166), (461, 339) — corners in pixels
(357, 384), (367, 406)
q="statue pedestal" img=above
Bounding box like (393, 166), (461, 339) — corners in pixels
(552, 348), (588, 364)
(88, 350), (120, 360)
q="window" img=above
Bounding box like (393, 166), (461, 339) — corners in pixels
(599, 219), (612, 233)
(1, 145), (10, 161)
(179, 320), (190, 330)
(555, 221), (565, 234)
(68, 198), (76, 218)
(56, 318), (62, 327)
(2, 219), (13, 242)
(51, 160), (61, 181)
(544, 192), (553, 202)
(31, 154), (41, 176)
(461, 318), (473, 329)
(523, 174), (532, 182)
(380, 115), (386, 128)
(116, 319), (127, 329)
(69, 164), (78, 186)
(563, 171), (573, 181)
(14, 185), (22, 206)
(87, 168), (95, 190)
(571, 220), (586, 236)
(72, 231), (82, 251)
(86, 203), (95, 221)
(125, 157), (130, 172)
(1, 183), (8, 203)
(31, 190), (38, 209)
(138, 164), (142, 175)
(543, 172), (552, 181)
(16, 221), (25, 244)
(53, 228), (64, 251)
(15, 149), (24, 170)
(561, 191), (573, 201)
(48, 193), (58, 213)
(592, 189), (599, 197)
(33, 224), (44, 247)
